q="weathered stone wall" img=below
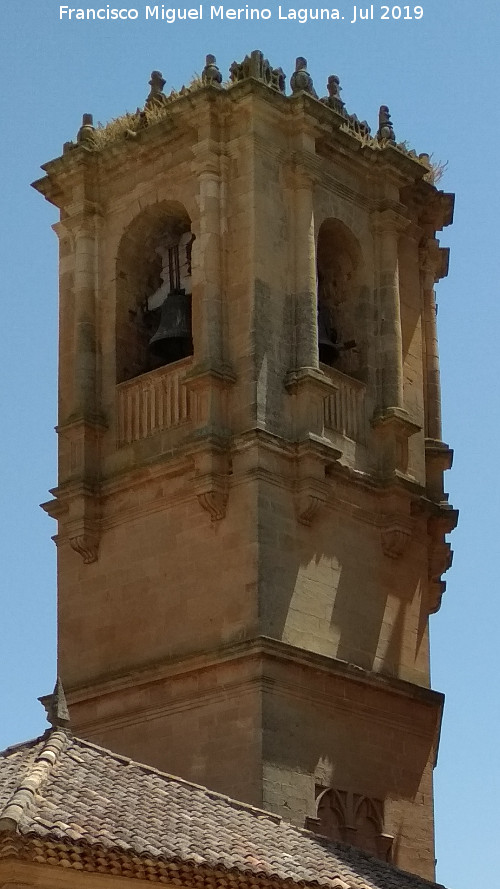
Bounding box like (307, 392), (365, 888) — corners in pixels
(35, 65), (455, 882)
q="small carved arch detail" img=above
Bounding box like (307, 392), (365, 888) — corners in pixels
(315, 787), (346, 843)
(311, 786), (393, 863)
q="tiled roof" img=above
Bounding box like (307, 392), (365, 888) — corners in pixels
(0, 730), (446, 889)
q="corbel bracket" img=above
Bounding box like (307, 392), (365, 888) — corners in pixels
(381, 517), (413, 559)
(69, 532), (100, 564)
(191, 436), (230, 522)
(41, 479), (101, 565)
(294, 436), (341, 526)
(427, 505), (458, 613)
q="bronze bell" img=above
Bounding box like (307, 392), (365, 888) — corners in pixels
(149, 290), (193, 364)
(318, 304), (341, 365)
(318, 304), (356, 366)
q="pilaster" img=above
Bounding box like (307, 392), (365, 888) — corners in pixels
(371, 207), (420, 477)
(292, 165), (319, 371)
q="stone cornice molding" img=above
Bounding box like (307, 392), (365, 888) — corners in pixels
(419, 239), (450, 284)
(79, 635), (444, 709)
(56, 413), (108, 435)
(424, 438), (454, 472)
(370, 205), (412, 235)
(185, 360), (236, 387)
(46, 426), (431, 542)
(64, 636), (443, 743)
(315, 172), (373, 213)
(32, 150), (100, 210)
(52, 432), (430, 536)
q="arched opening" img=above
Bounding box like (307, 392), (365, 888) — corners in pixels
(316, 219), (363, 378)
(115, 202), (194, 383)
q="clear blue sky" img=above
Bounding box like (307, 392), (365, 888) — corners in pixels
(1, 2), (499, 887)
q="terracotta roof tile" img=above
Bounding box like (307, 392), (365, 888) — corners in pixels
(0, 731), (447, 889)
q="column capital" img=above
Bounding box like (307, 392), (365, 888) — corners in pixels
(63, 204), (101, 237)
(52, 220), (74, 244)
(371, 206), (411, 235)
(419, 239), (449, 283)
(286, 152), (320, 190)
(192, 138), (226, 176)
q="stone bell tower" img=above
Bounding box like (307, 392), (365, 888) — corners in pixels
(34, 53), (456, 882)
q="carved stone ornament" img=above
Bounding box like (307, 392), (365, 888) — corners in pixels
(320, 75), (371, 138)
(296, 489), (327, 526)
(427, 508), (457, 613)
(428, 536), (453, 614)
(196, 488), (227, 522)
(77, 113), (95, 146)
(202, 54), (223, 86)
(69, 532), (99, 564)
(290, 57), (318, 98)
(146, 70), (166, 108)
(230, 50), (285, 94)
(377, 105), (395, 143)
(381, 522), (412, 559)
(38, 678), (70, 729)
(308, 785), (393, 863)
(323, 74), (345, 115)
(192, 446), (230, 522)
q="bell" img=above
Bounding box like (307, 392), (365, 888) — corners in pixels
(318, 304), (341, 365)
(149, 290), (192, 363)
(318, 304), (356, 366)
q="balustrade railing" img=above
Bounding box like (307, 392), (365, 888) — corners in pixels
(323, 368), (366, 442)
(116, 359), (191, 445)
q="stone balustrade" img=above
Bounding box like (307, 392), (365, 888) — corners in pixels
(323, 368), (366, 442)
(116, 359), (191, 445)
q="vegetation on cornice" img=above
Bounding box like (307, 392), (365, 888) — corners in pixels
(337, 125), (446, 184)
(91, 76), (203, 149)
(83, 69), (445, 184)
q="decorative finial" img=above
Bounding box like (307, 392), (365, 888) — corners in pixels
(327, 75), (341, 99)
(77, 113), (95, 145)
(320, 76), (371, 138)
(322, 75), (346, 115)
(290, 57), (318, 98)
(38, 677), (70, 729)
(229, 50), (285, 94)
(146, 70), (166, 107)
(202, 54), (222, 86)
(378, 105), (395, 143)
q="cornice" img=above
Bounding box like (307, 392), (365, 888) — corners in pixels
(33, 76), (442, 219)
(65, 636), (443, 723)
(48, 423), (431, 535)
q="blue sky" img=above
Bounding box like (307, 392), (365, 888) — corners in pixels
(1, 2), (499, 887)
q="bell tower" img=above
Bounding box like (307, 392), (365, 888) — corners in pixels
(34, 52), (456, 882)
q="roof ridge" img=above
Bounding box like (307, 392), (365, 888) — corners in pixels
(70, 734), (283, 824)
(0, 734), (46, 757)
(0, 729), (69, 832)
